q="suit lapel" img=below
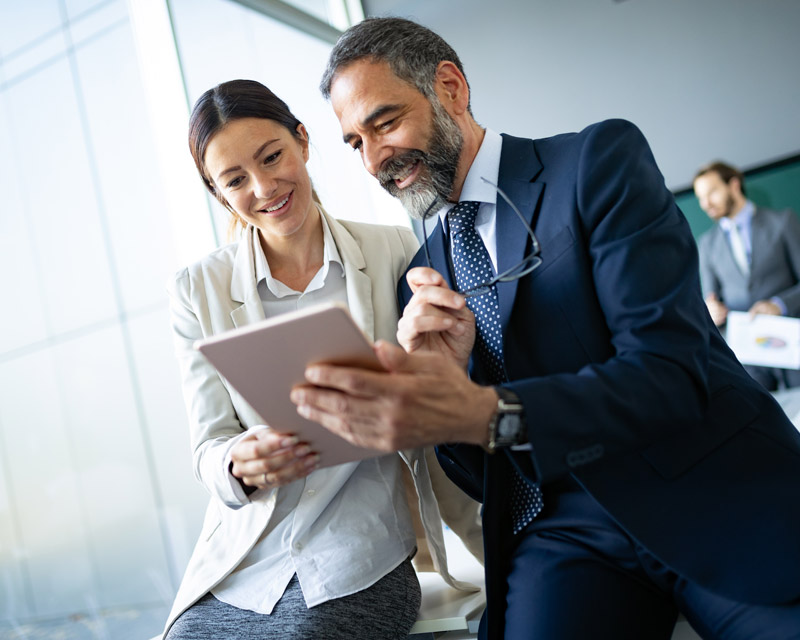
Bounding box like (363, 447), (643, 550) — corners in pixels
(748, 207), (766, 275)
(427, 217), (456, 291)
(496, 134), (544, 330)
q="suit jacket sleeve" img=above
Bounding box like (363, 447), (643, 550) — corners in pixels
(167, 265), (257, 509)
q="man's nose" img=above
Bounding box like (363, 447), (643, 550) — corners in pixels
(361, 139), (391, 177)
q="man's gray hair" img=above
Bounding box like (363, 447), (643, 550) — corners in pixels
(319, 17), (471, 112)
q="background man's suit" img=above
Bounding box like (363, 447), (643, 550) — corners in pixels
(698, 206), (800, 390)
(698, 206), (800, 316)
(399, 119), (800, 637)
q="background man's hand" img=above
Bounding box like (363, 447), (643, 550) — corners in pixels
(705, 292), (729, 326)
(748, 299), (782, 318)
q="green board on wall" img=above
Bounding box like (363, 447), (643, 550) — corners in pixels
(673, 154), (800, 239)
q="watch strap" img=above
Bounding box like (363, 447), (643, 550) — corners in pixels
(485, 387), (525, 453)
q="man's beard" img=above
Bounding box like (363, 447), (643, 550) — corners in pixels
(376, 99), (463, 220)
(722, 192), (737, 218)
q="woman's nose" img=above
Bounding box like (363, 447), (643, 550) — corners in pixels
(253, 173), (277, 199)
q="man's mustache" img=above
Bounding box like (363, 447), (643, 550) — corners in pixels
(377, 150), (426, 191)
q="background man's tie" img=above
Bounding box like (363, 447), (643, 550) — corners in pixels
(448, 201), (543, 534)
(726, 221), (750, 276)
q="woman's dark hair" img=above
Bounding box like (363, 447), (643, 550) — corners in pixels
(188, 79), (319, 235)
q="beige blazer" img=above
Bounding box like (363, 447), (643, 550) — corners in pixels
(162, 209), (482, 637)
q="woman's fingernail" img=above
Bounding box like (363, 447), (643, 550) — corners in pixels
(281, 436), (299, 448)
(304, 454), (320, 468)
(295, 445), (311, 457)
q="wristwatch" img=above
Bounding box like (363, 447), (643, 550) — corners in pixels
(485, 387), (527, 453)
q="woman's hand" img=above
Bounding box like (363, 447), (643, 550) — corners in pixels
(397, 267), (475, 370)
(230, 428), (319, 490)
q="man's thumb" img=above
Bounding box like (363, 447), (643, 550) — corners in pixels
(374, 340), (410, 372)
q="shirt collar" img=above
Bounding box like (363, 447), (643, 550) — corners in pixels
(437, 128), (502, 225)
(719, 200), (755, 230)
(253, 206), (344, 295)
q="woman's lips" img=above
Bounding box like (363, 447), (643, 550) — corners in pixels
(259, 192), (292, 215)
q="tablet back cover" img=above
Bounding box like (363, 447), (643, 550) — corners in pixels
(195, 302), (384, 468)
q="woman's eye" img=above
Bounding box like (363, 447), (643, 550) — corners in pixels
(226, 176), (243, 189)
(264, 150), (281, 164)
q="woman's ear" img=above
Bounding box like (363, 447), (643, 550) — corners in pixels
(296, 123), (310, 162)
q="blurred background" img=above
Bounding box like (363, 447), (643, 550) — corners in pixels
(0, 1), (798, 638)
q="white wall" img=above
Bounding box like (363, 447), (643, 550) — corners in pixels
(362, 0), (800, 189)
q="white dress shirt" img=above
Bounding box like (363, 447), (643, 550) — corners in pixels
(434, 130), (532, 451)
(211, 214), (416, 613)
(436, 128), (503, 270)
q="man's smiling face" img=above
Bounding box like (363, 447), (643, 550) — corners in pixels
(330, 59), (463, 219)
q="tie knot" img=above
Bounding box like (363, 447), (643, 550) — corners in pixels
(448, 201), (481, 235)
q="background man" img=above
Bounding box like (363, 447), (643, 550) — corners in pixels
(290, 17), (800, 639)
(694, 160), (800, 390)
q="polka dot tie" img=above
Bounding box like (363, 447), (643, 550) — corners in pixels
(448, 201), (543, 535)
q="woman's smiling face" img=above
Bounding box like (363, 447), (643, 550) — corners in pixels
(204, 117), (315, 241)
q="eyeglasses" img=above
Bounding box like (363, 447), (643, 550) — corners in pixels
(421, 177), (542, 297)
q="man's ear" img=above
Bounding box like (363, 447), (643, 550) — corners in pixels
(729, 176), (744, 197)
(433, 60), (470, 116)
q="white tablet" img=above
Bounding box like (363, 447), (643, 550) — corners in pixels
(195, 302), (384, 468)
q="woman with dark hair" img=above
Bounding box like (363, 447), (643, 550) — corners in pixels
(160, 80), (482, 640)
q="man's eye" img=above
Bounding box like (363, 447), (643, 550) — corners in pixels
(377, 119), (395, 131)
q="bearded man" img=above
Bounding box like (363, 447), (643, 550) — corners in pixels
(290, 17), (800, 639)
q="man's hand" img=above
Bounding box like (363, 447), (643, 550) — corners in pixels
(705, 292), (729, 326)
(290, 340), (497, 452)
(397, 267), (475, 370)
(748, 299), (782, 318)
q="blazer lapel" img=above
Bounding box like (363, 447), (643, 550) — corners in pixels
(230, 226), (267, 328)
(324, 210), (376, 340)
(496, 134), (544, 330)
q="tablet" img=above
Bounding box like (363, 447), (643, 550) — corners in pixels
(195, 302), (384, 468)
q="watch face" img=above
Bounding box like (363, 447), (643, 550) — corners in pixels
(498, 413), (522, 440)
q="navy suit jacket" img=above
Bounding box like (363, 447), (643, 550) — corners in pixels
(399, 120), (800, 635)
